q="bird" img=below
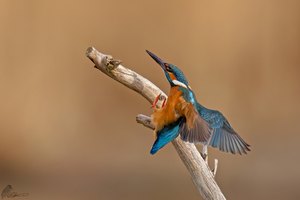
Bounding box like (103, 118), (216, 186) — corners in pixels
(146, 50), (250, 158)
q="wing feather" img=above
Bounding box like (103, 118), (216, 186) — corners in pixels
(179, 104), (212, 143)
(197, 103), (250, 154)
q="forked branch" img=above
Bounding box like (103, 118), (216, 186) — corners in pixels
(86, 47), (226, 200)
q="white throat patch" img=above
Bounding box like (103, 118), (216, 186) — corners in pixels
(172, 80), (188, 89)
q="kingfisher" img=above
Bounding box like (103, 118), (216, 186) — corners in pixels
(146, 50), (250, 158)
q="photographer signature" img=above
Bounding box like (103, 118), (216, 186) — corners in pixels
(1, 185), (28, 199)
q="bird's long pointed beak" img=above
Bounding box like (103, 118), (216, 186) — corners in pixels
(146, 50), (166, 70)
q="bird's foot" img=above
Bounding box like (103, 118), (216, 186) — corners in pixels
(151, 94), (161, 109)
(161, 96), (166, 107)
(151, 94), (166, 109)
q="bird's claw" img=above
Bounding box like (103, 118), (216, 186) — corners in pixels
(151, 94), (161, 109)
(151, 94), (166, 109)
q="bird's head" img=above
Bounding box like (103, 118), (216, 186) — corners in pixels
(146, 50), (189, 89)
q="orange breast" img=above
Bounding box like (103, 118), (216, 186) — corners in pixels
(168, 72), (176, 81)
(151, 87), (184, 131)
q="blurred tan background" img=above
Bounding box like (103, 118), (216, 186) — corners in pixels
(1, 0), (300, 199)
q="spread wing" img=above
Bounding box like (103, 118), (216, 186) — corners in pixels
(179, 102), (212, 143)
(197, 103), (250, 154)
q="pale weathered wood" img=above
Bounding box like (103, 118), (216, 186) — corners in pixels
(86, 47), (226, 200)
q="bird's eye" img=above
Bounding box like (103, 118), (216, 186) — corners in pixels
(164, 63), (172, 72)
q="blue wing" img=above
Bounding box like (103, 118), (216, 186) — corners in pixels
(150, 118), (184, 155)
(196, 103), (250, 154)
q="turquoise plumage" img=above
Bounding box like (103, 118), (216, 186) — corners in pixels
(150, 119), (183, 154)
(146, 50), (250, 156)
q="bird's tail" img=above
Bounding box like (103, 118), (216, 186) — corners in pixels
(150, 119), (183, 154)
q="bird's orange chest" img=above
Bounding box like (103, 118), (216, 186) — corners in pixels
(151, 87), (184, 131)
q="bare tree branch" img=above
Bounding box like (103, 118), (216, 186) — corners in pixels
(86, 47), (226, 200)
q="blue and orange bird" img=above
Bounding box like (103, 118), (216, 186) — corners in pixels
(146, 50), (250, 158)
